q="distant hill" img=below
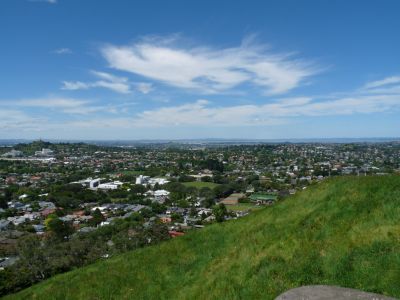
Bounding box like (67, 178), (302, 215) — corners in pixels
(6, 176), (400, 299)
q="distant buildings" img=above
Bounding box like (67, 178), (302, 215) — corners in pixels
(136, 175), (169, 186)
(35, 148), (54, 157)
(1, 149), (23, 158)
(71, 178), (123, 190)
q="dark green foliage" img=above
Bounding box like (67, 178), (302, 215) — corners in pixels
(46, 217), (74, 240)
(200, 158), (224, 172)
(212, 203), (227, 222)
(90, 209), (104, 227)
(0, 195), (8, 209)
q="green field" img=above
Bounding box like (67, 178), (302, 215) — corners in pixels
(7, 176), (400, 299)
(182, 181), (220, 189)
(226, 202), (263, 211)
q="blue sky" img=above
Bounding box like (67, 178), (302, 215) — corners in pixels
(1, 0), (400, 140)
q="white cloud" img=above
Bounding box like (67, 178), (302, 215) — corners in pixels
(364, 76), (400, 89)
(1, 97), (110, 115)
(29, 0), (57, 4)
(130, 91), (400, 127)
(62, 71), (131, 94)
(53, 48), (72, 54)
(101, 36), (317, 95)
(61, 81), (89, 90)
(14, 97), (89, 109)
(2, 76), (399, 135)
(0, 109), (43, 130)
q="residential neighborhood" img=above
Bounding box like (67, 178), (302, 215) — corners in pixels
(0, 140), (399, 292)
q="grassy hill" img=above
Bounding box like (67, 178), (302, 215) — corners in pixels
(6, 176), (400, 299)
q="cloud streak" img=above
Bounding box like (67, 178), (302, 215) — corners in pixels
(53, 48), (72, 54)
(364, 76), (400, 89)
(101, 36), (318, 95)
(28, 0), (57, 4)
(62, 71), (132, 94)
(1, 97), (114, 115)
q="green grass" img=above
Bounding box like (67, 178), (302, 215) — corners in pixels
(226, 202), (263, 211)
(182, 181), (220, 189)
(6, 175), (400, 299)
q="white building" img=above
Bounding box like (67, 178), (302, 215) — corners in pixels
(153, 189), (170, 203)
(89, 179), (101, 189)
(148, 177), (170, 186)
(135, 175), (150, 185)
(136, 175), (169, 186)
(35, 148), (54, 157)
(98, 181), (123, 190)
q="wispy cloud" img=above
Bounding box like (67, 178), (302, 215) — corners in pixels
(2, 76), (399, 135)
(125, 75), (400, 127)
(129, 93), (400, 128)
(59, 78), (400, 130)
(0, 109), (44, 131)
(53, 48), (72, 54)
(101, 36), (318, 95)
(15, 98), (88, 109)
(62, 71), (132, 94)
(28, 0), (57, 4)
(364, 76), (400, 89)
(1, 97), (109, 115)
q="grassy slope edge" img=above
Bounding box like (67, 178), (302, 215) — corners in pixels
(6, 176), (400, 299)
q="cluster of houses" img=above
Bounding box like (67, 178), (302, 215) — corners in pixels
(1, 148), (55, 161)
(71, 177), (124, 190)
(1, 201), (56, 233)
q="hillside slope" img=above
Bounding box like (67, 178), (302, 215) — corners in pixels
(6, 176), (400, 299)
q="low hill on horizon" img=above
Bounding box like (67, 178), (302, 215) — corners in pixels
(6, 175), (400, 299)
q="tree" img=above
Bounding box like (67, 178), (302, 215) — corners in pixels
(213, 203), (227, 222)
(4, 188), (13, 202)
(214, 184), (234, 198)
(45, 215), (73, 239)
(201, 197), (215, 208)
(0, 196), (8, 209)
(171, 213), (183, 223)
(91, 208), (104, 227)
(189, 206), (197, 217)
(15, 235), (47, 281)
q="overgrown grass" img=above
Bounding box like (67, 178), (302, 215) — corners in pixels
(182, 181), (220, 189)
(6, 176), (400, 299)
